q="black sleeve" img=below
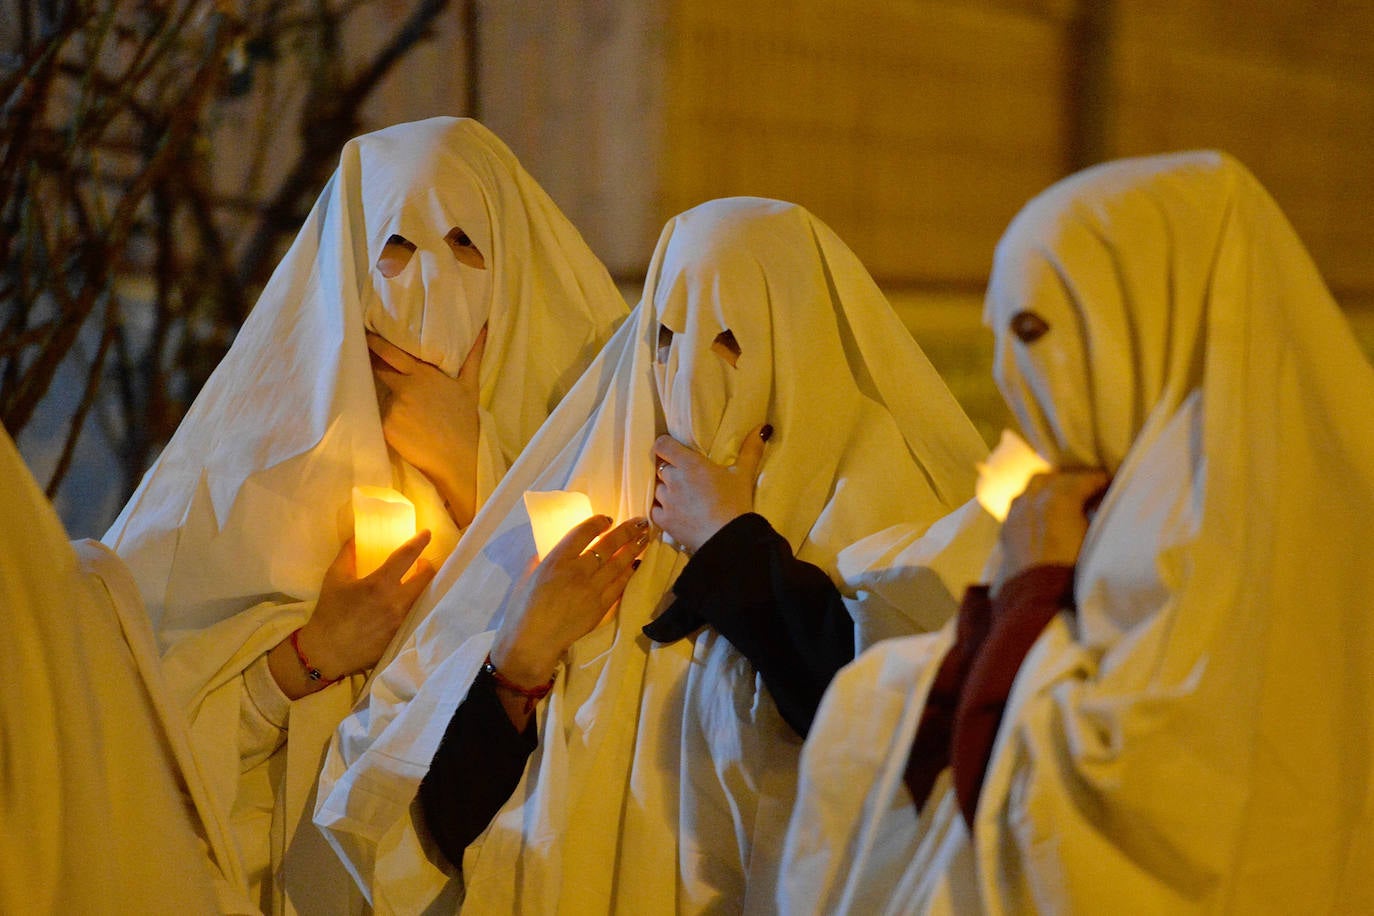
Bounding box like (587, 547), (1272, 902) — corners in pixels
(417, 670), (539, 869)
(642, 512), (855, 737)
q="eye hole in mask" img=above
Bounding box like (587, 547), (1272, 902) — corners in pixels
(377, 234), (416, 278)
(711, 329), (740, 368)
(1010, 310), (1051, 344)
(445, 226), (486, 270)
(657, 324), (674, 364)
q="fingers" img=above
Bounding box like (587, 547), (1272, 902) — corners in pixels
(588, 518), (649, 568)
(1017, 470), (1112, 523)
(652, 435), (694, 468)
(592, 520), (649, 604)
(329, 538), (358, 580)
(548, 514), (615, 561)
(366, 332), (420, 375)
(398, 557), (436, 599)
(734, 422), (771, 478)
(458, 324), (488, 381)
(372, 529), (433, 581)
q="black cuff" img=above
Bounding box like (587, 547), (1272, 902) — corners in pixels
(642, 601), (707, 643)
(642, 513), (776, 644)
(418, 671), (539, 867)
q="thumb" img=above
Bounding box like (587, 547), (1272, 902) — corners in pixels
(458, 324), (488, 383)
(734, 423), (771, 479)
(329, 538), (358, 581)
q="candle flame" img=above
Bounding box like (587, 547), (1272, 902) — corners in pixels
(976, 430), (1052, 522)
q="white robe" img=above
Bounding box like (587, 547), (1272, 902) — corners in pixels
(98, 117), (627, 913)
(317, 197), (994, 913)
(0, 426), (254, 914)
(780, 151), (1374, 913)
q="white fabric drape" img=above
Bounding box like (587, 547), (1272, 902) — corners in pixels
(1, 427), (254, 914)
(316, 197), (991, 914)
(781, 151), (1374, 913)
(96, 117), (627, 913)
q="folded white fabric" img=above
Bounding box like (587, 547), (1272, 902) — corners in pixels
(318, 197), (992, 913)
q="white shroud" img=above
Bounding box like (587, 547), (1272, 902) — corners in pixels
(317, 197), (993, 914)
(0, 425), (255, 914)
(780, 151), (1374, 914)
(98, 117), (626, 913)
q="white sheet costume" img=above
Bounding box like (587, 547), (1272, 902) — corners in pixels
(316, 197), (993, 914)
(98, 117), (626, 913)
(1, 426), (253, 913)
(780, 151), (1374, 913)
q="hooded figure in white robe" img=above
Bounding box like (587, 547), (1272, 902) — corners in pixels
(0, 425), (251, 913)
(97, 117), (627, 913)
(779, 151), (1374, 914)
(316, 197), (993, 914)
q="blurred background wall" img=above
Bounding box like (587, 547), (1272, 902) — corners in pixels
(6, 0), (1373, 534)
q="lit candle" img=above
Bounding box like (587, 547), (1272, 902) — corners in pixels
(523, 490), (594, 560)
(352, 486), (417, 577)
(975, 430), (1052, 522)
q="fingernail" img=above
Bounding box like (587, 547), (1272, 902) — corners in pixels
(632, 559), (642, 570)
(760, 424), (774, 442)
(636, 518), (650, 528)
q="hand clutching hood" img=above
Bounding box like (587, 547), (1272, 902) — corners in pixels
(317, 197), (992, 913)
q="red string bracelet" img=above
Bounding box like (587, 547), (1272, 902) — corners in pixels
(290, 629), (340, 687)
(481, 653), (556, 715)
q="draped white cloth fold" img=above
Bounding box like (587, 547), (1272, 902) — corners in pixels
(1, 426), (256, 914)
(96, 116), (626, 913)
(317, 197), (991, 913)
(780, 151), (1374, 913)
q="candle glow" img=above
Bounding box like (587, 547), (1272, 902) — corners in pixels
(976, 429), (1052, 522)
(523, 490), (595, 560)
(352, 486), (417, 577)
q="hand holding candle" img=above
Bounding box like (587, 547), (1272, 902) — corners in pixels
(267, 493), (434, 699)
(488, 514), (650, 727)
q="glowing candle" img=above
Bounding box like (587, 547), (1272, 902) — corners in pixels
(976, 430), (1052, 522)
(523, 490), (594, 560)
(352, 486), (417, 577)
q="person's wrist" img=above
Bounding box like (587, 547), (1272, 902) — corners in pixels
(488, 637), (558, 689)
(297, 620), (349, 679)
(431, 469), (476, 528)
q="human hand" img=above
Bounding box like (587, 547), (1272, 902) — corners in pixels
(369, 328), (487, 527)
(650, 424), (771, 553)
(996, 469), (1111, 585)
(489, 515), (650, 689)
(281, 531), (435, 696)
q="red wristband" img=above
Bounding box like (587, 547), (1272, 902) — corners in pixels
(290, 629), (340, 687)
(481, 653), (556, 715)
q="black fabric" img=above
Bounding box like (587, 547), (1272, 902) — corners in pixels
(643, 512), (855, 737)
(418, 669), (538, 869)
